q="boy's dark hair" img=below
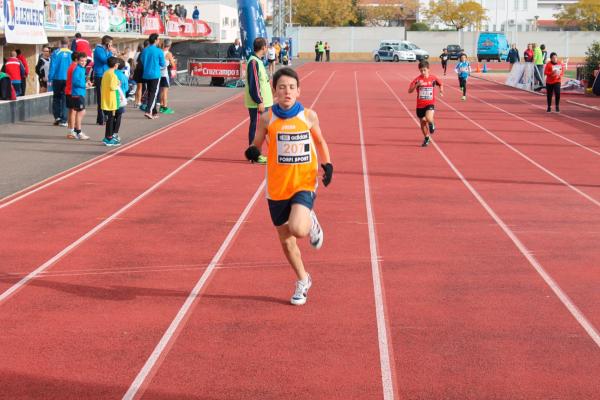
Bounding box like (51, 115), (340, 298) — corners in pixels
(253, 37), (267, 52)
(75, 32), (82, 38)
(101, 35), (113, 45)
(117, 58), (126, 70)
(143, 39), (150, 48)
(148, 33), (159, 44)
(540, 44), (546, 50)
(15, 49), (22, 55)
(71, 51), (79, 61)
(76, 52), (87, 61)
(418, 60), (430, 69)
(272, 67), (299, 88)
(107, 57), (120, 68)
(550, 52), (557, 58)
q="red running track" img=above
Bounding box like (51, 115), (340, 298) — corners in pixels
(1, 62), (599, 399)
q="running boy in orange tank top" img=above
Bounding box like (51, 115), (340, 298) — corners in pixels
(244, 67), (333, 306)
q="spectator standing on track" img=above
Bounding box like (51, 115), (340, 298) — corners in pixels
(114, 59), (129, 143)
(139, 33), (166, 119)
(524, 44), (533, 63)
(439, 48), (449, 75)
(159, 38), (176, 115)
(507, 44), (519, 71)
(544, 52), (564, 113)
(325, 42), (331, 62)
(93, 35), (115, 125)
(227, 39), (243, 60)
(315, 40), (319, 62)
(267, 42), (277, 77)
(134, 40), (149, 108)
(69, 52), (91, 140)
(192, 6), (199, 20)
(541, 44), (548, 64)
(533, 43), (544, 87)
(100, 57), (124, 146)
(243, 67), (333, 306)
(408, 60), (444, 147)
(2, 51), (26, 97)
(244, 37), (273, 163)
(15, 49), (29, 95)
(455, 53), (471, 101)
(36, 46), (51, 94)
(48, 39), (73, 126)
(318, 41), (325, 62)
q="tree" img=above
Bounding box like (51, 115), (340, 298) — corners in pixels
(584, 41), (600, 85)
(293, 0), (357, 26)
(410, 22), (430, 31)
(359, 0), (419, 27)
(425, 0), (487, 31)
(555, 0), (600, 31)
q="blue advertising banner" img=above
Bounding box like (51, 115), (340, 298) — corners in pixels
(237, 0), (267, 59)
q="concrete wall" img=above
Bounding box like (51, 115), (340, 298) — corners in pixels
(0, 88), (96, 124)
(290, 27), (406, 53)
(291, 27), (600, 59)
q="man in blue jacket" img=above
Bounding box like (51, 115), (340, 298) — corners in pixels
(93, 35), (114, 125)
(139, 33), (166, 119)
(48, 38), (73, 126)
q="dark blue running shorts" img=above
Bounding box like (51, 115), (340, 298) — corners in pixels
(268, 191), (315, 226)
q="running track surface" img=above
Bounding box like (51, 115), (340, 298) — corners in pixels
(1, 63), (599, 399)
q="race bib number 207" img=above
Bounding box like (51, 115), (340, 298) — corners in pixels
(277, 132), (311, 164)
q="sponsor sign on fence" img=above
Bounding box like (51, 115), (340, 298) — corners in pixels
(97, 5), (109, 32)
(3, 0), (47, 44)
(141, 15), (163, 35)
(165, 17), (212, 37)
(76, 2), (98, 32)
(44, 0), (76, 31)
(189, 62), (241, 78)
(109, 6), (125, 32)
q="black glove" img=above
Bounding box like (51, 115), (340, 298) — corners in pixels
(244, 145), (261, 162)
(321, 163), (333, 187)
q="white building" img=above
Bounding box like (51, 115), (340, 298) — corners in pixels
(418, 0), (578, 32)
(166, 0), (240, 43)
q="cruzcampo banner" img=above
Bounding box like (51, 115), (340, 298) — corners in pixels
(3, 0), (47, 44)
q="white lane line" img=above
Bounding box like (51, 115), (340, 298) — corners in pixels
(447, 79), (600, 157)
(483, 86), (600, 130)
(378, 72), (600, 349)
(122, 70), (337, 400)
(566, 99), (600, 111)
(0, 117), (249, 304)
(0, 69), (316, 208)
(354, 71), (396, 400)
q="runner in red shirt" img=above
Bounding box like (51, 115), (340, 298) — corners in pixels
(544, 52), (564, 113)
(408, 60), (444, 147)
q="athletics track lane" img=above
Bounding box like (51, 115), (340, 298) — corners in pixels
(422, 69), (600, 333)
(362, 63), (600, 398)
(0, 70), (343, 398)
(133, 67), (387, 399)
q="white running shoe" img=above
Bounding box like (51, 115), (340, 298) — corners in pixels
(309, 210), (323, 249)
(291, 274), (312, 306)
(66, 130), (77, 139)
(76, 132), (90, 140)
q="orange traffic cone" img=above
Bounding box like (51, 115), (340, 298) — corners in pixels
(476, 62), (481, 73)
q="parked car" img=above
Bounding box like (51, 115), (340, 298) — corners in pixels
(477, 32), (509, 62)
(373, 45), (416, 62)
(380, 40), (429, 61)
(446, 44), (464, 60)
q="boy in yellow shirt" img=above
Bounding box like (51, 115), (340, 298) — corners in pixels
(100, 57), (123, 146)
(245, 67), (333, 305)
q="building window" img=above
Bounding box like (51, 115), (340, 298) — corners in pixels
(522, 0), (527, 10)
(517, 24), (522, 32)
(223, 17), (229, 26)
(514, 0), (518, 10)
(232, 19), (237, 27)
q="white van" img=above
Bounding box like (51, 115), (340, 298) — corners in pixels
(380, 40), (429, 61)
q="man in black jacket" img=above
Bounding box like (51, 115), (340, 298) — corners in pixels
(507, 44), (520, 71)
(227, 39), (243, 60)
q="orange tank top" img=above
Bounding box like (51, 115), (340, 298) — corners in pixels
(266, 109), (318, 200)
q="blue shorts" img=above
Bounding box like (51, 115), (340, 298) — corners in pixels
(268, 191), (315, 226)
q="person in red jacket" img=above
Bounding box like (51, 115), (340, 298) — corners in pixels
(15, 49), (29, 95)
(544, 52), (564, 113)
(71, 33), (93, 59)
(2, 51), (26, 96)
(408, 60), (444, 147)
